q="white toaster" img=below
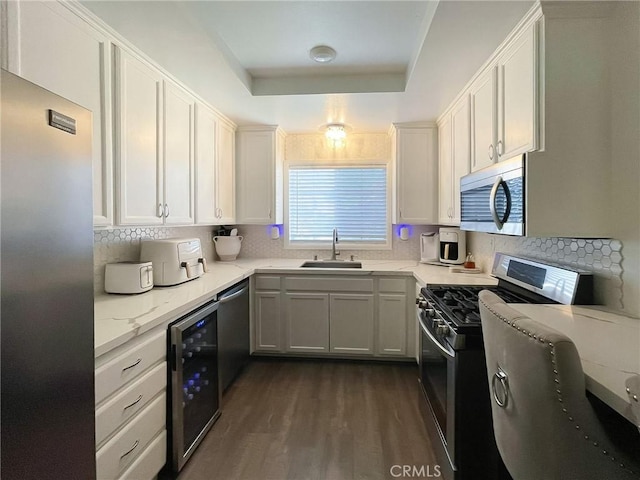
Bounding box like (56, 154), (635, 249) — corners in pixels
(104, 261), (154, 294)
(140, 238), (208, 287)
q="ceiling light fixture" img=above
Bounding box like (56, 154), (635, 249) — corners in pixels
(310, 45), (336, 64)
(325, 123), (347, 142)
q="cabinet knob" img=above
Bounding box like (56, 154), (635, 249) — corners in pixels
(497, 140), (504, 156)
(164, 203), (169, 218)
(488, 144), (495, 160)
(158, 203), (164, 218)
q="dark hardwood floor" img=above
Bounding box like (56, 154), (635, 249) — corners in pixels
(176, 358), (438, 480)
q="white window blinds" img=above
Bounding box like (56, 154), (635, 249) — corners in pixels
(288, 166), (388, 244)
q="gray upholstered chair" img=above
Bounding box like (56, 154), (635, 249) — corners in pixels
(478, 290), (640, 480)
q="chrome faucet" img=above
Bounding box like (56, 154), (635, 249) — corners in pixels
(331, 227), (340, 260)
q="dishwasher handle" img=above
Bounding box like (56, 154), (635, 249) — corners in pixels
(218, 283), (248, 304)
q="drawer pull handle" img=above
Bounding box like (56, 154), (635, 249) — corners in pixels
(120, 439), (139, 460)
(123, 394), (143, 411)
(122, 358), (142, 372)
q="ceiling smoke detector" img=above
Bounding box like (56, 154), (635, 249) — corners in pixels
(310, 45), (336, 64)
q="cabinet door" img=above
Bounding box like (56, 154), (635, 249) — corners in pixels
(451, 95), (471, 223)
(236, 130), (274, 224)
(254, 292), (282, 352)
(163, 81), (194, 225)
(216, 119), (236, 224)
(378, 294), (408, 355)
(470, 66), (497, 172)
(498, 23), (537, 160)
(438, 115), (453, 224)
(194, 103), (218, 225)
(285, 293), (329, 353)
(7, 1), (113, 226)
(395, 127), (438, 224)
(329, 294), (374, 354)
(115, 47), (163, 225)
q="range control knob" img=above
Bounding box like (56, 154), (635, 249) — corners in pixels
(416, 299), (429, 309)
(435, 323), (450, 336)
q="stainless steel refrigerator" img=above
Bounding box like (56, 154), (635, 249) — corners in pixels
(1, 69), (96, 478)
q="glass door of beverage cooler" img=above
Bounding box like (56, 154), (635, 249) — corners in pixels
(169, 300), (221, 472)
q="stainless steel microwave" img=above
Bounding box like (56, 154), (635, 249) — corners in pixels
(460, 155), (524, 236)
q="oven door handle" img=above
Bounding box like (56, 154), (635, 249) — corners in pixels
(418, 313), (455, 360)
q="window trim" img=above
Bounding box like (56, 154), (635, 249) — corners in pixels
(284, 161), (392, 251)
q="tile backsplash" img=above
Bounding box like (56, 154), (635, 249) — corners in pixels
(94, 225), (625, 313)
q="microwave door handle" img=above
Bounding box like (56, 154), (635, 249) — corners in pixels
(490, 176), (512, 230)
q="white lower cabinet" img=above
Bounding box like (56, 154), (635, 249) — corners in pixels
(253, 276), (283, 352)
(95, 328), (167, 480)
(254, 291), (282, 352)
(377, 294), (408, 355)
(96, 394), (166, 479)
(117, 430), (167, 480)
(285, 293), (330, 353)
(330, 294), (374, 354)
(253, 274), (414, 359)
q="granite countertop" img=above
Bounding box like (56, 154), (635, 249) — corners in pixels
(94, 258), (496, 357)
(508, 303), (640, 425)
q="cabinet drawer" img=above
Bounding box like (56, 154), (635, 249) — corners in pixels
(284, 277), (373, 293)
(117, 430), (167, 480)
(95, 330), (166, 404)
(95, 363), (167, 446)
(96, 393), (166, 480)
(378, 278), (408, 293)
(255, 275), (281, 290)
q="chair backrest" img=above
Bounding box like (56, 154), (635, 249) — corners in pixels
(478, 290), (639, 480)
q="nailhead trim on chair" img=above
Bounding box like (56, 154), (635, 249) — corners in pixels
(480, 298), (638, 477)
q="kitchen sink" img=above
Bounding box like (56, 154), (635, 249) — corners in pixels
(300, 260), (362, 269)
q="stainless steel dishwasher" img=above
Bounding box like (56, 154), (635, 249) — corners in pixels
(217, 279), (250, 392)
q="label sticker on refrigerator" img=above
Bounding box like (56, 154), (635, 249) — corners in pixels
(48, 110), (76, 135)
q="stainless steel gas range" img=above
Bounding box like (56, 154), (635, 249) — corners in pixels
(416, 253), (593, 480)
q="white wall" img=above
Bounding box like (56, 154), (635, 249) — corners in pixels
(608, 1), (640, 317)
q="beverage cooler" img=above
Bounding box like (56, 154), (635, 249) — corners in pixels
(168, 300), (221, 472)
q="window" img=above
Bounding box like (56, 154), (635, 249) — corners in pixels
(287, 165), (389, 247)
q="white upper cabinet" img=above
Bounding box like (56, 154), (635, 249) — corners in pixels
(439, 2), (616, 238)
(114, 47), (164, 225)
(194, 104), (218, 225)
(216, 119), (236, 224)
(195, 103), (236, 225)
(236, 126), (285, 225)
(438, 95), (470, 225)
(115, 49), (197, 226)
(497, 22), (537, 161)
(3, 2), (238, 229)
(163, 80), (195, 225)
(438, 115), (453, 224)
(3, 1), (114, 226)
(470, 66), (498, 171)
(470, 23), (538, 172)
(390, 124), (438, 225)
